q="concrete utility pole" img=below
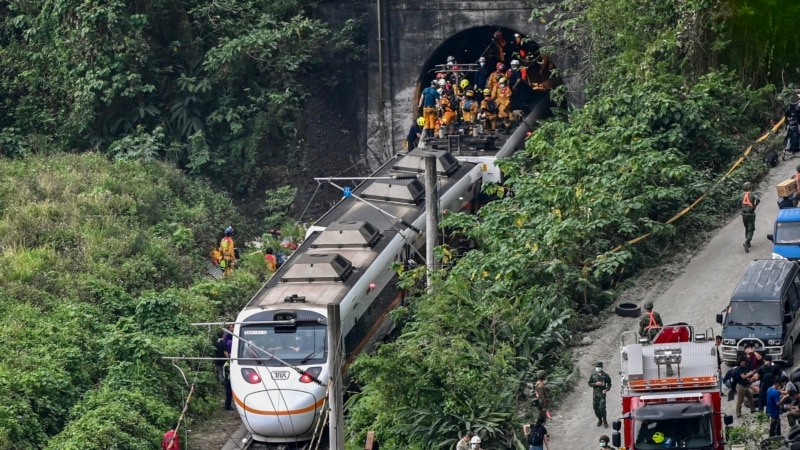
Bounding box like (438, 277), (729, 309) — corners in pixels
(424, 153), (438, 291)
(327, 303), (344, 450)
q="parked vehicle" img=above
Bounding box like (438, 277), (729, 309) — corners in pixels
(611, 324), (732, 450)
(716, 259), (800, 366)
(768, 207), (800, 260)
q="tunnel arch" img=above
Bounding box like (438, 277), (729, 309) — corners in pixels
(411, 26), (562, 113)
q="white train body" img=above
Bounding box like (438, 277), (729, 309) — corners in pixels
(230, 102), (546, 444)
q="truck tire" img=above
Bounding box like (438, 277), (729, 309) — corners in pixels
(788, 425), (800, 442)
(615, 302), (641, 318)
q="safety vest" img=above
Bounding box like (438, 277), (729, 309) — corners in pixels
(742, 191), (754, 209)
(646, 311), (659, 330)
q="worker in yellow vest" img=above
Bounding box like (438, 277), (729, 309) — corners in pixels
(220, 226), (236, 275)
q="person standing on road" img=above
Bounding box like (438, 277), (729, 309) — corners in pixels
(456, 431), (473, 450)
(740, 182), (760, 253)
(638, 302), (663, 341)
(588, 361), (612, 428)
(534, 370), (550, 418)
(753, 354), (778, 413)
(733, 355), (755, 417)
(766, 376), (787, 436)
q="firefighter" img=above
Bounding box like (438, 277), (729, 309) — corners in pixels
(487, 62), (505, 94)
(480, 88), (499, 131)
(220, 226), (236, 276)
(495, 78), (513, 131)
(418, 80), (441, 140)
(461, 90), (478, 125)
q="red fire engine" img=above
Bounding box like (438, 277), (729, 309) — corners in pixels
(611, 325), (733, 450)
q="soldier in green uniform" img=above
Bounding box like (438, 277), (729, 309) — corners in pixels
(638, 302), (663, 341)
(588, 361), (612, 427)
(740, 182), (760, 252)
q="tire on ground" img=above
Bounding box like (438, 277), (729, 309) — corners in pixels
(614, 302), (641, 318)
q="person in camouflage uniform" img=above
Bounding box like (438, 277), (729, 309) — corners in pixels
(740, 182), (760, 253)
(588, 361), (612, 428)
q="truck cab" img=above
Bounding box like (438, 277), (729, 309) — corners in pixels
(768, 207), (800, 260)
(716, 259), (800, 366)
(612, 325), (731, 450)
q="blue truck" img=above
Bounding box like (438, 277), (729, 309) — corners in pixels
(768, 207), (800, 260)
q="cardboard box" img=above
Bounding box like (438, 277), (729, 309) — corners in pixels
(777, 178), (795, 198)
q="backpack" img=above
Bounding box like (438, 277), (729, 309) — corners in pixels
(528, 424), (545, 445)
(463, 99), (474, 110)
(276, 252), (287, 267)
(485, 99), (498, 113)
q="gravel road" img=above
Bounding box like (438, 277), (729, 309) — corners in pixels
(545, 155), (797, 449)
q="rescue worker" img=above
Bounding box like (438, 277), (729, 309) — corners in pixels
(487, 62), (505, 94)
(508, 59), (524, 92)
(475, 56), (490, 91)
(469, 435), (482, 450)
(264, 247), (278, 273)
(406, 117), (423, 149)
(440, 93), (457, 128)
(588, 362), (612, 428)
(418, 80), (441, 140)
(488, 30), (507, 67)
(793, 164), (800, 206)
(454, 78), (470, 98)
(480, 88), (499, 131)
(495, 78), (513, 131)
(461, 90), (478, 126)
(638, 301), (663, 340)
(528, 55), (558, 91)
(209, 246), (222, 266)
(220, 226), (236, 276)
(740, 181), (760, 252)
(456, 432), (473, 450)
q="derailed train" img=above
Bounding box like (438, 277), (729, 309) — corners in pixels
(228, 96), (551, 446)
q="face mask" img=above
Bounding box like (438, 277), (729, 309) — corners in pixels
(600, 443), (607, 447)
(595, 367), (602, 372)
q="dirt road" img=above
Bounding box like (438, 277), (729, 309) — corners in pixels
(545, 155), (797, 448)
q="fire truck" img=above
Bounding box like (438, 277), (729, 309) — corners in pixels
(611, 325), (733, 450)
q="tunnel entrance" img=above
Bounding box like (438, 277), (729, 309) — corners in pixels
(413, 26), (562, 115)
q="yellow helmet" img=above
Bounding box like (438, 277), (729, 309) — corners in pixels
(460, 79), (470, 89)
(483, 88), (491, 95)
(417, 117), (424, 126)
(652, 432), (665, 444)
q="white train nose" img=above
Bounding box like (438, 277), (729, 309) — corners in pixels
(242, 390), (322, 438)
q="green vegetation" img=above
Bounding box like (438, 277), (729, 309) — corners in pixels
(0, 154), (265, 449)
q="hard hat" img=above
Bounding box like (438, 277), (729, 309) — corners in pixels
(496, 62), (505, 70)
(470, 436), (481, 444)
(478, 56), (486, 63)
(511, 59), (520, 67)
(466, 90), (474, 97)
(460, 79), (470, 89)
(446, 61), (454, 68)
(514, 33), (522, 39)
(483, 88), (490, 95)
(644, 301), (653, 311)
(438, 79), (446, 86)
(225, 226), (234, 234)
(417, 117), (424, 126)
(499, 77), (507, 84)
(743, 182), (752, 190)
(431, 79), (438, 86)
(652, 432), (665, 444)
(447, 55), (455, 63)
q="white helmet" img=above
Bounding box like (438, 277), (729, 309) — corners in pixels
(511, 59), (520, 67)
(470, 436), (481, 444)
(478, 56), (486, 63)
(438, 79), (446, 86)
(447, 55), (456, 63)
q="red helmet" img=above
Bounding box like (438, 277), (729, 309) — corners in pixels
(496, 62), (505, 71)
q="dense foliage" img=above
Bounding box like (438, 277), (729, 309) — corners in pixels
(0, 0), (364, 194)
(0, 154), (264, 449)
(344, 0), (789, 448)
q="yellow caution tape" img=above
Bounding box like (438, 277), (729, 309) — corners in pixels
(606, 117), (786, 255)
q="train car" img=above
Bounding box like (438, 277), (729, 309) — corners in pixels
(229, 96), (550, 446)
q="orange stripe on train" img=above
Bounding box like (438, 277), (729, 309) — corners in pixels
(233, 394), (326, 416)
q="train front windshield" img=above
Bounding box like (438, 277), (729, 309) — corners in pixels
(634, 416), (713, 449)
(239, 324), (327, 366)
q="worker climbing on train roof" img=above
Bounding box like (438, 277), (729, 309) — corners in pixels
(405, 117), (423, 149)
(264, 247), (278, 273)
(461, 90), (478, 125)
(439, 93), (457, 128)
(480, 88), (499, 131)
(418, 79), (441, 140)
(487, 62), (505, 93)
(495, 77), (513, 131)
(220, 226), (236, 276)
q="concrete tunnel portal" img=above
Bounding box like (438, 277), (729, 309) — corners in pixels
(413, 26), (562, 113)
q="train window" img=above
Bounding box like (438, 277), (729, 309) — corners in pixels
(239, 324), (327, 366)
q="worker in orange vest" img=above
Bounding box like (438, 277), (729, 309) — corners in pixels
(740, 182), (760, 252)
(638, 302), (663, 340)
